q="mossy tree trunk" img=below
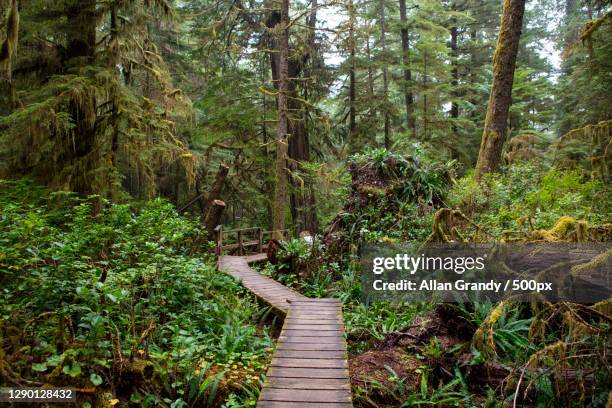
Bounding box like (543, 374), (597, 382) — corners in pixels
(266, 1), (319, 235)
(348, 0), (357, 145)
(380, 0), (390, 149)
(475, 0), (526, 180)
(0, 0), (19, 109)
(449, 18), (459, 133)
(63, 0), (98, 195)
(398, 0), (415, 137)
(272, 0), (290, 240)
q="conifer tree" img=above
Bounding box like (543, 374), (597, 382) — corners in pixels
(475, 0), (526, 179)
(272, 0), (290, 238)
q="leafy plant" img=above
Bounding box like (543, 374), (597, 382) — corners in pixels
(457, 301), (533, 362)
(0, 179), (272, 405)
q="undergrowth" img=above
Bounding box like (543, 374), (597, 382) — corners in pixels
(0, 179), (272, 407)
(275, 152), (612, 408)
(448, 161), (610, 236)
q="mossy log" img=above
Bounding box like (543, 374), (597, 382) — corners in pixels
(530, 216), (589, 242)
(426, 208), (469, 243)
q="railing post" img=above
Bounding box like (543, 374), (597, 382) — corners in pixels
(238, 229), (244, 255)
(257, 227), (263, 253)
(214, 225), (223, 256)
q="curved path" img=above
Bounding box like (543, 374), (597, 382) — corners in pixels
(218, 254), (353, 407)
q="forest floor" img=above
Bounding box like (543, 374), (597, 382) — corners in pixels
(260, 149), (611, 407)
(1, 148), (611, 407)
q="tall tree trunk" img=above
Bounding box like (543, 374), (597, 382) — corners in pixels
(475, 0), (526, 180)
(423, 49), (428, 139)
(449, 23), (459, 131)
(260, 55), (273, 227)
(64, 0), (96, 65)
(0, 0), (19, 109)
(398, 0), (415, 136)
(272, 0), (290, 239)
(63, 0), (97, 195)
(562, 0), (577, 50)
(366, 30), (374, 97)
(468, 27), (478, 125)
(380, 0), (390, 149)
(296, 0), (319, 234)
(348, 0), (357, 144)
(266, 1), (319, 234)
(108, 7), (122, 199)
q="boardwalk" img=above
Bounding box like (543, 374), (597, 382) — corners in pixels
(218, 255), (353, 407)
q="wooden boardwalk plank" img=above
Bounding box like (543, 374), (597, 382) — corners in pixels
(271, 357), (348, 369)
(285, 316), (343, 322)
(278, 336), (346, 344)
(283, 324), (344, 330)
(217, 254), (352, 407)
(258, 402), (352, 408)
(276, 343), (347, 351)
(266, 367), (349, 379)
(260, 389), (351, 403)
(264, 377), (350, 390)
(281, 330), (343, 337)
(273, 350), (347, 359)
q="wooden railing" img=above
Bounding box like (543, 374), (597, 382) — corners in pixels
(214, 225), (289, 255)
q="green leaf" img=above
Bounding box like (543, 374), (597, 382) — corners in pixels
(63, 363), (82, 377)
(420, 372), (428, 399)
(90, 373), (103, 386)
(46, 355), (62, 367)
(32, 363), (48, 372)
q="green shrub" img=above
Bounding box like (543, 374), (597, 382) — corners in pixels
(448, 161), (610, 236)
(0, 179), (271, 406)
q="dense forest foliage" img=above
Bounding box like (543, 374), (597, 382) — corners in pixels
(0, 0), (611, 406)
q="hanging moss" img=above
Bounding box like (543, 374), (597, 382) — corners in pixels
(426, 208), (469, 242)
(472, 301), (506, 357)
(0, 0), (18, 65)
(0, 0), (196, 198)
(553, 119), (612, 183)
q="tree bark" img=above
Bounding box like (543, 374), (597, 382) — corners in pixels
(63, 0), (98, 195)
(380, 0), (390, 149)
(204, 200), (226, 238)
(348, 0), (357, 143)
(366, 29), (374, 97)
(63, 0), (96, 65)
(293, 0), (319, 234)
(398, 0), (415, 136)
(204, 163), (229, 215)
(272, 0), (290, 240)
(423, 49), (428, 139)
(266, 2), (319, 234)
(450, 23), (459, 131)
(0, 0), (18, 109)
(475, 0), (526, 180)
